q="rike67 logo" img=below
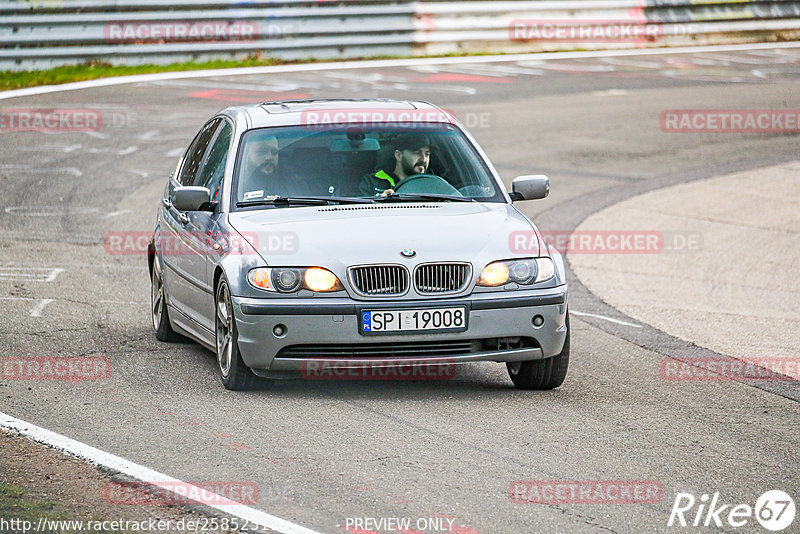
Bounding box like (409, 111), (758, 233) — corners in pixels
(668, 490), (795, 531)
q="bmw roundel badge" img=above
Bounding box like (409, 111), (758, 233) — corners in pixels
(400, 249), (416, 258)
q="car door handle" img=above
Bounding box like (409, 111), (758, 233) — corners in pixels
(163, 198), (189, 224)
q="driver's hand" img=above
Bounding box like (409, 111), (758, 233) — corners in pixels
(380, 189), (395, 197)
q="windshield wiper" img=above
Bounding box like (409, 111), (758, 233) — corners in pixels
(296, 196), (374, 204)
(374, 193), (474, 203)
(236, 196), (373, 208)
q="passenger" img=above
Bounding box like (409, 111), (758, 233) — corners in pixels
(240, 136), (313, 199)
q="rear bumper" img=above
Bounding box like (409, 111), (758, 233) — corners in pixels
(231, 286), (568, 372)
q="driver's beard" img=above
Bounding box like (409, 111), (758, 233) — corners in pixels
(402, 158), (425, 177)
(259, 161), (276, 175)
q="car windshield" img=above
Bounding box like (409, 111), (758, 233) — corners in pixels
(232, 123), (504, 208)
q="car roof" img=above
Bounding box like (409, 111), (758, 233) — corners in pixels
(220, 99), (456, 129)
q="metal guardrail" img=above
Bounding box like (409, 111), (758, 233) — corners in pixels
(2, 0), (799, 70)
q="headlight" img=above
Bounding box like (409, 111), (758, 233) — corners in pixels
(304, 267), (340, 292)
(248, 267), (343, 293)
(476, 262), (510, 287)
(477, 258), (555, 287)
(274, 269), (301, 292)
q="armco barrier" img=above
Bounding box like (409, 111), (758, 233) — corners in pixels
(1, 0), (799, 70)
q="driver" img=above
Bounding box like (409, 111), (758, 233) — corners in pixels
(359, 133), (431, 197)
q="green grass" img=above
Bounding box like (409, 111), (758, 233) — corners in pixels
(0, 481), (58, 521)
(0, 481), (125, 534)
(0, 57), (295, 91)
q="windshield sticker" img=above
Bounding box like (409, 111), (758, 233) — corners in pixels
(243, 190), (264, 201)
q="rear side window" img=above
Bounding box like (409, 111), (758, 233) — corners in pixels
(195, 121), (233, 202)
(178, 118), (220, 186)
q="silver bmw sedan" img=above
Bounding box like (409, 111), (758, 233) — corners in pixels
(148, 99), (569, 390)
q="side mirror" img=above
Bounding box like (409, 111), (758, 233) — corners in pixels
(510, 175), (550, 201)
(173, 186), (212, 211)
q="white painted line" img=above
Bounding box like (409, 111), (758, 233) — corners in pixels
(0, 267), (64, 282)
(0, 164), (82, 177)
(746, 49), (800, 61)
(1, 231), (98, 242)
(600, 57), (665, 69)
(21, 144), (82, 153)
(103, 209), (132, 219)
(591, 89), (629, 97)
(29, 299), (54, 317)
(45, 268), (65, 282)
(84, 145), (138, 155)
(149, 78), (301, 92)
(0, 412), (324, 534)
(696, 52), (772, 64)
(1, 262), (141, 270)
(2, 42), (799, 101)
(0, 297), (55, 317)
(571, 310), (642, 328)
(4, 206), (98, 217)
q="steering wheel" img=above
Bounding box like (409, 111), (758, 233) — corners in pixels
(394, 174), (462, 196)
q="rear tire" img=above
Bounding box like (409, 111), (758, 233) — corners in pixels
(215, 278), (260, 391)
(151, 255), (181, 342)
(507, 312), (570, 390)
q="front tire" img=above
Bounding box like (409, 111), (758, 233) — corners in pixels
(215, 278), (260, 390)
(507, 313), (570, 390)
(151, 255), (181, 342)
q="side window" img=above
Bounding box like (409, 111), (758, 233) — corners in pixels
(194, 120), (233, 203)
(178, 119), (221, 186)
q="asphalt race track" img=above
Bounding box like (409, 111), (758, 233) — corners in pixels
(1, 44), (799, 533)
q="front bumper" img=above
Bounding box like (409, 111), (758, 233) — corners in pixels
(231, 286), (568, 372)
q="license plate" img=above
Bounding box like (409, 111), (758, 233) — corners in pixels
(361, 307), (467, 334)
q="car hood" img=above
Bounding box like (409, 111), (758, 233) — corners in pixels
(227, 202), (539, 270)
